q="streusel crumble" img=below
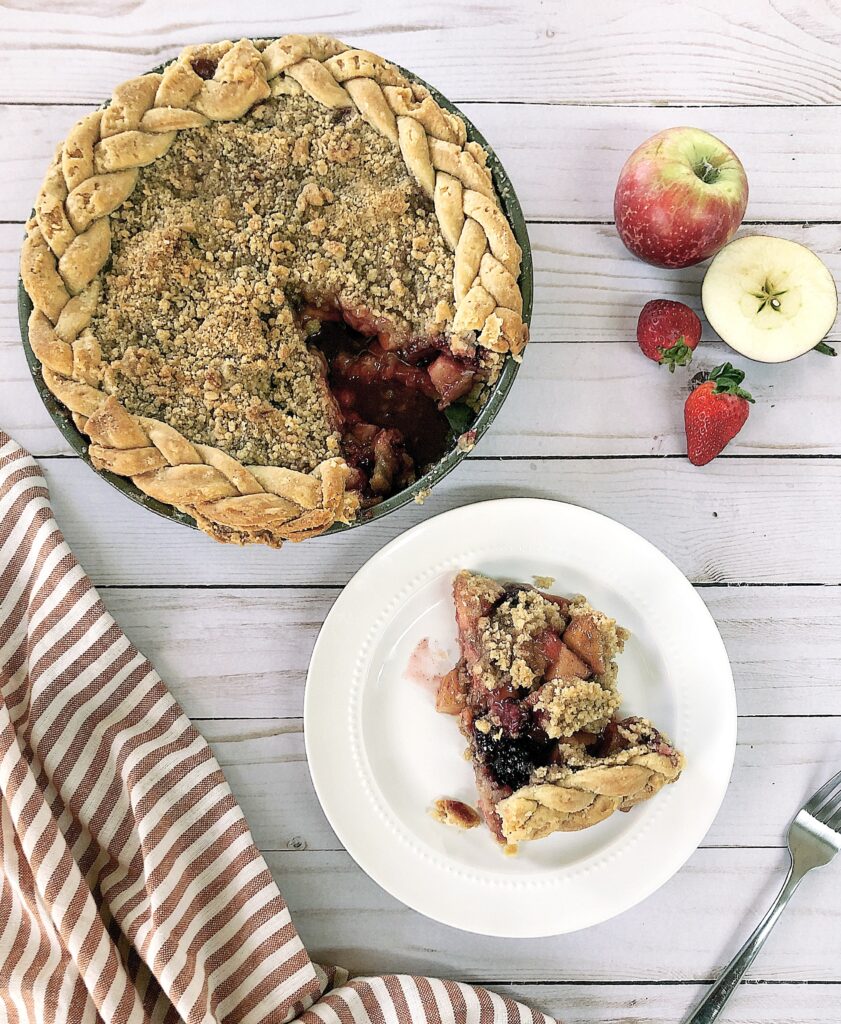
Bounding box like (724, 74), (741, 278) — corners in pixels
(92, 93), (456, 473)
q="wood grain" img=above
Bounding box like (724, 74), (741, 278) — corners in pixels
(96, 587), (841, 720)
(198, 716), (841, 851)
(6, 102), (841, 224)
(35, 456), (841, 586)
(494, 984), (841, 1024)
(263, 847), (841, 981)
(3, 0), (841, 106)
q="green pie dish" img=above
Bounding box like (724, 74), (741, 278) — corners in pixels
(18, 52), (532, 537)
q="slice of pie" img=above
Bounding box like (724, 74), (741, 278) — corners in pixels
(437, 570), (685, 846)
(20, 36), (527, 548)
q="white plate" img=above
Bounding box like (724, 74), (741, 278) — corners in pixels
(304, 498), (736, 937)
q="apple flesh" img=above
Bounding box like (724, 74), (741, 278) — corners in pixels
(701, 234), (838, 363)
(614, 127), (748, 269)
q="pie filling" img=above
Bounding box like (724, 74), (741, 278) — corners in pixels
(88, 89), (496, 508)
(437, 571), (685, 846)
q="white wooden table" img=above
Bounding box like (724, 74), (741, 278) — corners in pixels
(3, 2), (841, 1020)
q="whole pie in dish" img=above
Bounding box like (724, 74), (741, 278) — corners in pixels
(437, 570), (685, 846)
(20, 36), (527, 547)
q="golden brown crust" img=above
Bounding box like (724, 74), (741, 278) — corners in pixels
(62, 112), (102, 191)
(29, 310), (73, 377)
(35, 159), (75, 258)
(65, 169), (139, 233)
(21, 224), (70, 322)
(397, 116), (435, 198)
(433, 172), (464, 251)
(497, 744), (685, 842)
(20, 34), (526, 547)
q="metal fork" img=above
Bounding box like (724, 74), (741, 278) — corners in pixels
(685, 767), (841, 1023)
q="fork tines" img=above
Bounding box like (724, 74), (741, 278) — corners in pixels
(805, 767), (841, 825)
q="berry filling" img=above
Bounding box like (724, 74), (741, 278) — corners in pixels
(306, 309), (479, 504)
(474, 722), (553, 790)
(190, 57), (218, 80)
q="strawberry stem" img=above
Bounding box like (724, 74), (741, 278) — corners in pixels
(658, 337), (694, 372)
(708, 362), (755, 403)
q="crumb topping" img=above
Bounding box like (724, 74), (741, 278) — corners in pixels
(534, 677), (620, 738)
(90, 91), (456, 470)
(476, 588), (566, 690)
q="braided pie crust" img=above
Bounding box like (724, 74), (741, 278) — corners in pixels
(20, 36), (527, 547)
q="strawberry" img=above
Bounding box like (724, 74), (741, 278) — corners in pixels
(684, 362), (754, 466)
(636, 299), (702, 371)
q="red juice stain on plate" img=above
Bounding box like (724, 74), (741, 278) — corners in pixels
(405, 638), (449, 697)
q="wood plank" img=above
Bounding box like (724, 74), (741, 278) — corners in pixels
(701, 587), (841, 717)
(6, 102), (841, 224)
(6, 338), (840, 460)
(468, 104), (841, 223)
(526, 221), (841, 346)
(494, 984), (841, 1024)
(3, 0), (841, 106)
(31, 456), (841, 586)
(0, 104), (89, 222)
(105, 589), (331, 721)
(96, 586), (841, 720)
(262, 847), (841, 981)
(6, 221), (841, 349)
(197, 716), (841, 852)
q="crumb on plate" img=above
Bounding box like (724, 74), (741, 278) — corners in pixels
(430, 798), (482, 829)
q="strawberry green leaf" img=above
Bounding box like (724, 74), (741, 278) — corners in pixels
(708, 362), (755, 403)
(657, 337), (694, 373)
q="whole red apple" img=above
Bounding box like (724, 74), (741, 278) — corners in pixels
(614, 127), (748, 269)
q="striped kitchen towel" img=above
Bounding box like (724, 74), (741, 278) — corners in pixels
(0, 431), (553, 1024)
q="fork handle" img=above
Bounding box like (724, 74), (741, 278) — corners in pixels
(684, 859), (803, 1023)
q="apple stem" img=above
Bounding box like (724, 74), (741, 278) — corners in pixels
(694, 157), (719, 184)
(815, 341), (837, 357)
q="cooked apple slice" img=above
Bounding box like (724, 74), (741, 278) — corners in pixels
(701, 235), (838, 363)
(562, 615), (607, 676)
(546, 642), (592, 681)
(436, 664), (468, 715)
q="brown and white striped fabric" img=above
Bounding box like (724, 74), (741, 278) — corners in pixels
(0, 432), (554, 1024)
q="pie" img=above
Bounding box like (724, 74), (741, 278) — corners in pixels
(437, 570), (685, 846)
(20, 36), (527, 547)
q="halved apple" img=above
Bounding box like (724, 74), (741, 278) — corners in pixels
(701, 235), (838, 362)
